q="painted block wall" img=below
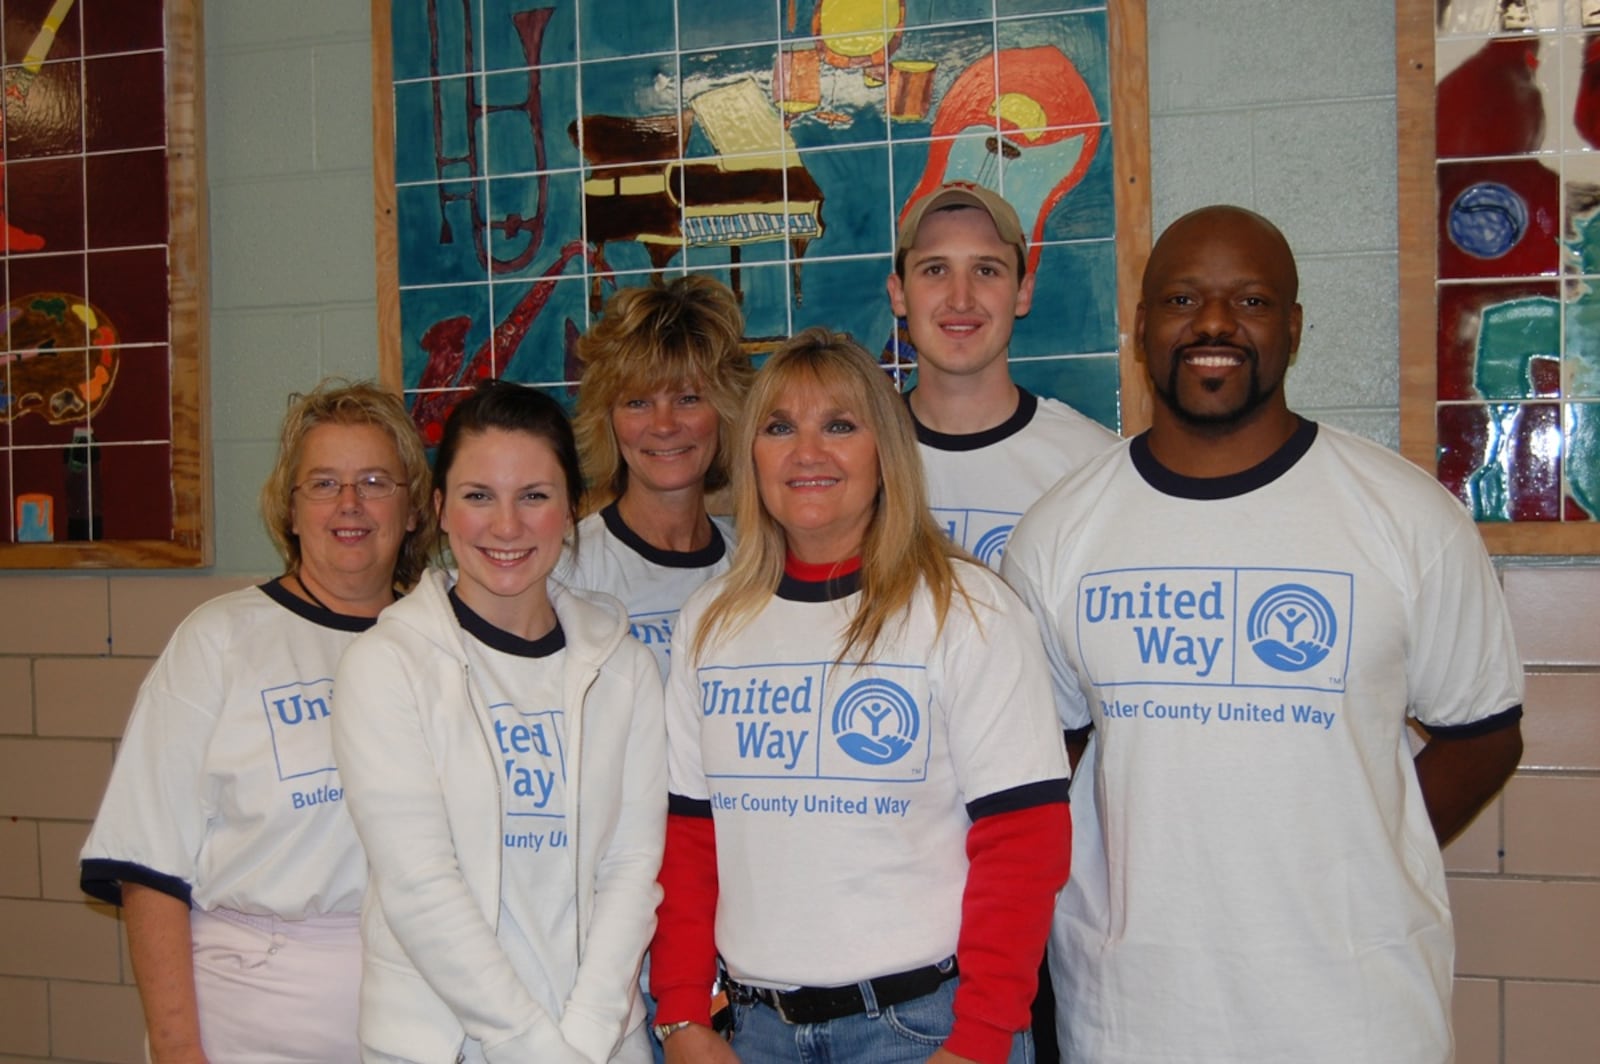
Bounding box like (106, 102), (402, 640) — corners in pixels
(0, 1), (1594, 1061)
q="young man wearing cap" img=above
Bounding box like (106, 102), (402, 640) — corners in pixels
(889, 182), (1113, 1060)
(887, 181), (1117, 573)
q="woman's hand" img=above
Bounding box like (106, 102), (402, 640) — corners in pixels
(926, 1049), (979, 1064)
(123, 884), (210, 1064)
(662, 1023), (740, 1064)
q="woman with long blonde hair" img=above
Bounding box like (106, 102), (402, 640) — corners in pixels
(649, 329), (1071, 1064)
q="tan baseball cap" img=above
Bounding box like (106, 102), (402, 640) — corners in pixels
(895, 181), (1027, 265)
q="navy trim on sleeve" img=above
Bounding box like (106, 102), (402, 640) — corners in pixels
(966, 777), (1071, 821)
(80, 859), (193, 908)
(668, 793), (714, 818)
(1420, 704), (1523, 739)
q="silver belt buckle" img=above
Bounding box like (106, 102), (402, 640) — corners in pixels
(771, 989), (795, 1024)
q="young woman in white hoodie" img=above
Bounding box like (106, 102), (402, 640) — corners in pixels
(333, 380), (666, 1064)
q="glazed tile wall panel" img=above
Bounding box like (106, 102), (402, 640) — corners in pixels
(0, 0), (205, 568)
(1434, 0), (1600, 525)
(386, 0), (1128, 444)
(1, 0), (171, 545)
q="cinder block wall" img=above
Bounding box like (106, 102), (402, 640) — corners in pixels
(0, 1), (1596, 1061)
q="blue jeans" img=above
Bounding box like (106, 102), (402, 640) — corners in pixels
(728, 975), (1033, 1064)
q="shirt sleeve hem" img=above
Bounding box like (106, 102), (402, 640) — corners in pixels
(79, 859), (193, 908)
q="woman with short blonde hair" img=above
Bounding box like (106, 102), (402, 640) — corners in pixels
(559, 275), (753, 682)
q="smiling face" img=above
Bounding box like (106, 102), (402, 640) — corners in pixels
(435, 427), (572, 634)
(290, 422), (414, 606)
(752, 377), (881, 564)
(612, 381), (721, 501)
(1136, 208), (1302, 436)
(887, 206), (1035, 389)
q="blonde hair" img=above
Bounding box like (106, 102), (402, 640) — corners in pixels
(260, 379), (434, 590)
(573, 275), (752, 513)
(692, 327), (971, 663)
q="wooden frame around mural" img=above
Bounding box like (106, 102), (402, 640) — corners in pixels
(371, 0), (1152, 436)
(1396, 1), (1599, 555)
(1, 0), (210, 569)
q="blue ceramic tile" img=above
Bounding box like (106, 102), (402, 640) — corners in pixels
(480, 0), (577, 70)
(400, 283), (494, 392)
(397, 181), (492, 287)
(490, 275), (590, 383)
(789, 255), (898, 352)
(796, 143), (895, 257)
(484, 170), (585, 280)
(996, 1), (1105, 20)
(885, 23), (1003, 142)
(1568, 401), (1600, 518)
(1029, 122), (1114, 242)
(679, 48), (786, 160)
(778, 41), (895, 151)
(1568, 283), (1600, 398)
(484, 65), (582, 175)
(393, 0), (474, 80)
(579, 0), (676, 59)
(1010, 238), (1118, 357)
(576, 55), (682, 139)
(681, 0), (781, 50)
(996, 9), (1110, 120)
(1008, 354), (1120, 432)
(393, 77), (477, 185)
(913, 0), (994, 27)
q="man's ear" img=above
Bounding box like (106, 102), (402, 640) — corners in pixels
(886, 271), (907, 318)
(1014, 270), (1036, 318)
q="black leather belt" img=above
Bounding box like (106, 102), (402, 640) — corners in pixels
(724, 958), (958, 1025)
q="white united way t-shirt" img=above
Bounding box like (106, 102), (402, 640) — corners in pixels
(556, 502), (733, 679)
(665, 560), (1068, 990)
(449, 589), (576, 1029)
(912, 388), (1117, 570)
(1003, 420), (1524, 1064)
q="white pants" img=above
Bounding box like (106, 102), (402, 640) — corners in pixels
(187, 907), (361, 1064)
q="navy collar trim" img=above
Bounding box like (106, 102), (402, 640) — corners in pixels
(908, 387), (1037, 452)
(601, 500), (727, 568)
(1130, 417), (1318, 500)
(776, 569), (862, 602)
(259, 578), (379, 633)
(449, 587), (565, 657)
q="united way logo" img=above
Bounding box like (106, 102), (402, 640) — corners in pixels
(971, 523), (1013, 568)
(830, 678), (919, 765)
(1246, 584), (1337, 672)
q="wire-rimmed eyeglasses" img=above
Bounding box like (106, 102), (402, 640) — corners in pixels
(292, 474), (402, 501)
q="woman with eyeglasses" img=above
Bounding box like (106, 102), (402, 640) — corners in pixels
(333, 380), (665, 1063)
(649, 330), (1071, 1064)
(80, 380), (433, 1063)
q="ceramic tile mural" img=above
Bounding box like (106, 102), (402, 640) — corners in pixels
(384, 0), (1128, 444)
(1434, 0), (1600, 524)
(0, 0), (192, 558)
